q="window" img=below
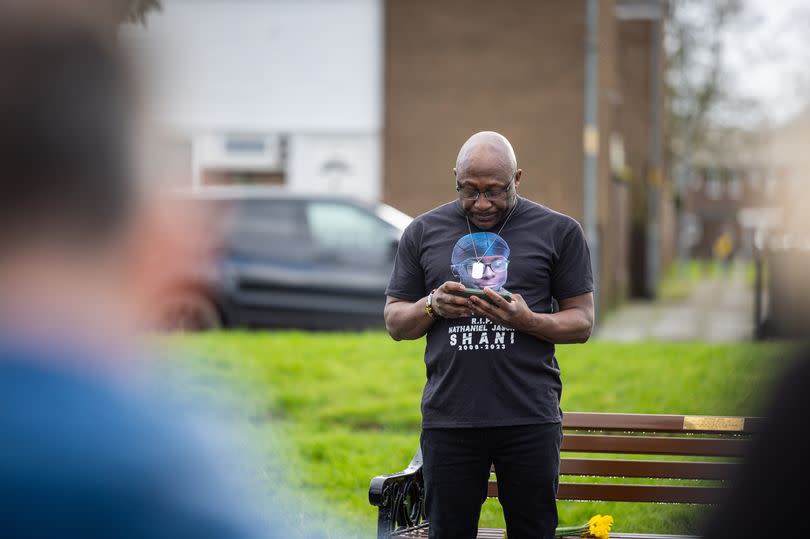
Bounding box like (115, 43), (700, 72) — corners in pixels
(306, 202), (396, 264)
(690, 171), (704, 192)
(747, 171), (763, 192)
(706, 172), (723, 200)
(227, 199), (309, 260)
(225, 136), (266, 154)
(727, 174), (743, 200)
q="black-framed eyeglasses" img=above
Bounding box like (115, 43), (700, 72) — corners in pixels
(456, 176), (515, 201)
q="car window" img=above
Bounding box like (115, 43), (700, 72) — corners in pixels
(227, 199), (311, 261)
(306, 201), (396, 263)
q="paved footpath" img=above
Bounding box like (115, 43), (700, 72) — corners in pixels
(594, 273), (754, 342)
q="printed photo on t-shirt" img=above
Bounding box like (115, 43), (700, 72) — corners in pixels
(448, 232), (517, 349)
(450, 232), (510, 291)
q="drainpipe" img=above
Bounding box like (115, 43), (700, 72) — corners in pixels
(583, 0), (601, 314)
(645, 13), (663, 297)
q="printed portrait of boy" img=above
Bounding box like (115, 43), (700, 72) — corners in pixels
(450, 232), (510, 291)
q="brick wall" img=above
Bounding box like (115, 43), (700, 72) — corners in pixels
(383, 0), (669, 307)
(384, 0), (588, 218)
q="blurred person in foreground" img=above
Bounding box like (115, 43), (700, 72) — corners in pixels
(384, 132), (594, 539)
(0, 9), (269, 539)
(703, 346), (810, 539)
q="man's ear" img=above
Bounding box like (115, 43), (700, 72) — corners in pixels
(453, 168), (458, 183)
(514, 169), (523, 189)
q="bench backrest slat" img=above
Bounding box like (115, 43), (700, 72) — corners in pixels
(486, 481), (725, 504)
(492, 459), (734, 480)
(556, 483), (725, 504)
(562, 434), (747, 457)
(559, 458), (734, 480)
(562, 412), (760, 434)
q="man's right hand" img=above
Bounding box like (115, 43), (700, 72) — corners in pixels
(384, 282), (471, 340)
(432, 281), (472, 319)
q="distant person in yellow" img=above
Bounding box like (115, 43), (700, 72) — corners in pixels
(713, 231), (734, 274)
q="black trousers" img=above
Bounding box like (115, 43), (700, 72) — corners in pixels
(420, 424), (562, 539)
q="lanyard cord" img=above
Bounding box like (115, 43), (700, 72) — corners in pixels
(465, 197), (520, 262)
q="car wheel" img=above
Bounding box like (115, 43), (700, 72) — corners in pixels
(157, 290), (222, 332)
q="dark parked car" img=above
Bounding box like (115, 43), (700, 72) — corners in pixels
(157, 187), (412, 331)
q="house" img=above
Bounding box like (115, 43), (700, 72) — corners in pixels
(120, 0), (384, 200)
(123, 0), (675, 309)
(383, 0), (674, 305)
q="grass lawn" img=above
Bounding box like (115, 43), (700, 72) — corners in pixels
(151, 332), (790, 538)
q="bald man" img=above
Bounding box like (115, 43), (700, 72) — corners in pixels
(384, 132), (594, 539)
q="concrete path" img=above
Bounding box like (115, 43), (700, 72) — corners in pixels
(595, 273), (754, 342)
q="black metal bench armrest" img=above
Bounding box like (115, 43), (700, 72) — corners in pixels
(368, 449), (426, 539)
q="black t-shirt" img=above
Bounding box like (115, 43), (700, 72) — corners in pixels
(386, 196), (593, 428)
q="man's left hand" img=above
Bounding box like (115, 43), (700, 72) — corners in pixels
(469, 288), (534, 332)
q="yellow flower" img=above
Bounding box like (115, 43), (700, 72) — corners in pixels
(585, 514), (614, 539)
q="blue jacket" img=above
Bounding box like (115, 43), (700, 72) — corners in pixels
(0, 345), (267, 539)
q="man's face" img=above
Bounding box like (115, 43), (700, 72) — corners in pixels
(456, 173), (517, 230)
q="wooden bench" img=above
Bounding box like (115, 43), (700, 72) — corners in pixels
(369, 412), (761, 539)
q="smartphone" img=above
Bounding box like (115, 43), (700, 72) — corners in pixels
(452, 288), (513, 303)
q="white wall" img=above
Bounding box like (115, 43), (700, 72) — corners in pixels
(288, 134), (381, 200)
(121, 0), (383, 198)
